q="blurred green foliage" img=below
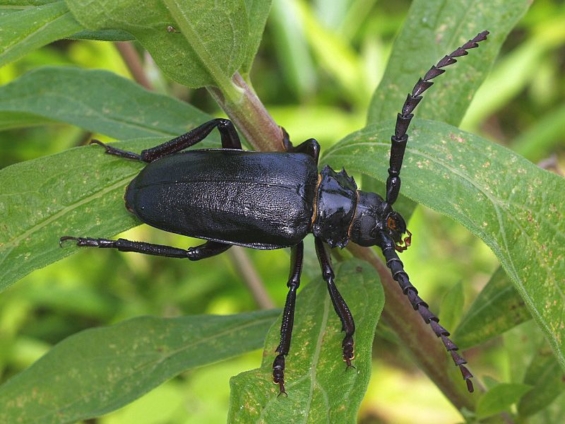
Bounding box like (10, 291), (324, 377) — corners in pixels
(0, 0), (564, 423)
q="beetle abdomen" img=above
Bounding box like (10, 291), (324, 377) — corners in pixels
(125, 149), (318, 249)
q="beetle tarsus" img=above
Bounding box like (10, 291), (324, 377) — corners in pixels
(90, 139), (142, 161)
(273, 354), (287, 396)
(314, 238), (357, 370)
(59, 235), (77, 247)
(342, 335), (355, 367)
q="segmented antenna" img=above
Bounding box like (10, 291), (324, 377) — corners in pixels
(385, 31), (490, 206)
(384, 31), (489, 393)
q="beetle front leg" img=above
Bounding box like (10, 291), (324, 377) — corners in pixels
(60, 237), (231, 260)
(314, 237), (356, 368)
(273, 242), (304, 396)
(140, 118), (242, 162)
(281, 128), (321, 163)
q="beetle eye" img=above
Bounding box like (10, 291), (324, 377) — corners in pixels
(385, 212), (405, 235)
(387, 215), (399, 231)
(385, 212), (411, 252)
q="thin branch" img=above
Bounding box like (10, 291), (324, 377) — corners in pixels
(229, 246), (275, 310)
(115, 42), (153, 91)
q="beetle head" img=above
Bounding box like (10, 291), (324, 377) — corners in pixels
(349, 191), (411, 251)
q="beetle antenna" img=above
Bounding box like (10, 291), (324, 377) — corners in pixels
(377, 232), (475, 392)
(385, 31), (489, 206)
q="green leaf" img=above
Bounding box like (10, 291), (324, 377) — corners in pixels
(454, 267), (531, 349)
(268, 0), (316, 100)
(241, 0), (272, 76)
(0, 144), (142, 289)
(518, 345), (565, 417)
(0, 1), (82, 69)
(0, 310), (279, 424)
(70, 29), (134, 41)
(368, 0), (531, 125)
(323, 121), (565, 374)
(0, 139), (175, 291)
(476, 382), (532, 419)
(0, 67), (210, 137)
(229, 259), (384, 423)
(296, 0), (367, 106)
(65, 0), (248, 90)
(0, 69), (216, 291)
(438, 279), (465, 335)
(466, 21), (565, 131)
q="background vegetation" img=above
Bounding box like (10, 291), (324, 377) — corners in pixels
(0, 0), (564, 422)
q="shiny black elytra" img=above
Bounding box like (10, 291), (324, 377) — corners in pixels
(61, 31), (488, 395)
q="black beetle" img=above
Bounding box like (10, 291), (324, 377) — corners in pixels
(61, 31), (489, 395)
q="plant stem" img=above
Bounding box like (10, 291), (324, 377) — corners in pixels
(208, 73), (284, 152)
(115, 42), (153, 91)
(229, 247), (275, 310)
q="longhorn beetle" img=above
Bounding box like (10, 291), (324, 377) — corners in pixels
(61, 31), (489, 395)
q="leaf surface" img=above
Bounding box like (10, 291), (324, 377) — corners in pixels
(368, 0), (531, 125)
(0, 69), (213, 290)
(229, 259), (384, 423)
(0, 310), (279, 424)
(0, 67), (209, 137)
(0, 2), (82, 68)
(65, 0), (250, 88)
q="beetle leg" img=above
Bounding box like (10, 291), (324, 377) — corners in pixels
(60, 236), (231, 260)
(90, 139), (143, 160)
(139, 118), (242, 162)
(376, 231), (474, 392)
(282, 130), (321, 163)
(89, 119), (242, 163)
(314, 237), (356, 369)
(273, 242), (304, 396)
(290, 139), (320, 163)
(185, 241), (232, 260)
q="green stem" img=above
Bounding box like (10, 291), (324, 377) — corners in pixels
(208, 73), (284, 152)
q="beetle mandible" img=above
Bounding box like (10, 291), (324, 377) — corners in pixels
(61, 31), (489, 395)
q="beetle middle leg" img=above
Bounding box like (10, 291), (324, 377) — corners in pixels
(60, 237), (231, 260)
(91, 118), (242, 162)
(314, 238), (356, 369)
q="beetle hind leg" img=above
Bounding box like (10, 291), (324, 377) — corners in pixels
(186, 241), (232, 260)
